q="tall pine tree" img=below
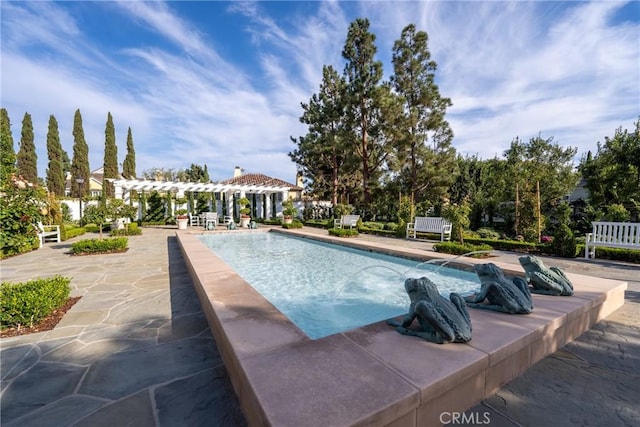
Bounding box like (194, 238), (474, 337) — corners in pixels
(0, 108), (16, 185)
(46, 115), (65, 196)
(342, 18), (389, 213)
(390, 24), (455, 206)
(122, 127), (136, 179)
(17, 112), (38, 184)
(71, 109), (90, 198)
(102, 112), (118, 200)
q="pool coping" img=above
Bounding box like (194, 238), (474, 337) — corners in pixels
(177, 229), (627, 427)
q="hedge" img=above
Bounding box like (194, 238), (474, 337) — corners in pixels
(328, 228), (359, 237)
(433, 241), (493, 257)
(463, 237), (540, 253)
(1, 276), (71, 329)
(63, 226), (86, 240)
(110, 223), (142, 236)
(282, 221), (303, 229)
(71, 237), (128, 254)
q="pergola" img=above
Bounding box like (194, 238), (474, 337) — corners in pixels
(109, 178), (295, 219)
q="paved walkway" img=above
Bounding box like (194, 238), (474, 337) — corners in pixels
(1, 227), (639, 426)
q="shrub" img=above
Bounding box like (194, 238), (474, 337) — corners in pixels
(551, 224), (578, 258)
(433, 241), (493, 257)
(304, 219), (331, 229)
(71, 237), (128, 254)
(476, 228), (501, 240)
(384, 222), (398, 231)
(328, 228), (359, 237)
(110, 224), (142, 236)
(464, 237), (540, 253)
(282, 220), (303, 229)
(63, 226), (86, 240)
(1, 276), (71, 329)
(363, 221), (385, 230)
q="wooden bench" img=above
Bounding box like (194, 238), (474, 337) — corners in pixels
(585, 221), (640, 259)
(36, 222), (61, 248)
(334, 215), (359, 229)
(406, 217), (452, 241)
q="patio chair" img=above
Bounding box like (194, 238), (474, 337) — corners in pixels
(204, 212), (218, 230)
(189, 213), (200, 227)
(36, 221), (61, 248)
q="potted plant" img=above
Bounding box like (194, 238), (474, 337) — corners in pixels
(282, 198), (297, 225)
(175, 209), (189, 230)
(238, 197), (251, 228)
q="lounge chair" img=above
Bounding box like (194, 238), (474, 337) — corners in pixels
(36, 222), (61, 248)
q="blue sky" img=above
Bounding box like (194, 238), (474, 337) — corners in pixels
(1, 1), (638, 183)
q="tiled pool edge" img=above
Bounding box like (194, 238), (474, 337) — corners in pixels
(177, 230), (627, 427)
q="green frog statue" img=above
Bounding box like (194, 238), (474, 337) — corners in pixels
(518, 255), (574, 296)
(464, 263), (533, 314)
(387, 276), (472, 344)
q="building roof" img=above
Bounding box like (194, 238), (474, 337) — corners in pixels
(220, 173), (302, 191)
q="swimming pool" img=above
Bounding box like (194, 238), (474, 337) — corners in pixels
(198, 232), (481, 339)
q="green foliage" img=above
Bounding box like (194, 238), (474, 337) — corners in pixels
(363, 221), (385, 230)
(71, 237), (128, 254)
(110, 223), (142, 236)
(165, 192), (173, 218)
(384, 222), (398, 231)
(328, 227), (359, 237)
(433, 241), (493, 257)
(122, 127), (136, 179)
(464, 237), (540, 253)
(442, 202), (471, 244)
(282, 220), (303, 229)
(0, 108), (16, 185)
(144, 191), (165, 222)
(63, 227), (86, 240)
(0, 181), (47, 258)
(16, 112), (38, 184)
(580, 119), (640, 221)
(476, 228), (501, 239)
(303, 219), (332, 229)
(282, 198), (297, 217)
(103, 112), (118, 198)
(586, 246), (640, 264)
(395, 218), (407, 238)
(1, 276), (71, 329)
(70, 109), (90, 198)
(604, 203), (630, 222)
(333, 203), (352, 218)
(551, 224), (578, 258)
(239, 197), (251, 216)
(44, 115), (65, 197)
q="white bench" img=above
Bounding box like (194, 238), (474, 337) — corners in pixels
(36, 222), (61, 248)
(406, 217), (452, 241)
(585, 221), (640, 259)
(334, 215), (359, 229)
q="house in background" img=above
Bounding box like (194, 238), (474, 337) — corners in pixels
(64, 167), (115, 198)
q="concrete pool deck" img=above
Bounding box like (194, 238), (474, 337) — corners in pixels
(1, 226), (638, 426)
(177, 228), (629, 426)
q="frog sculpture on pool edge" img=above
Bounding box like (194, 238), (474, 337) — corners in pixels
(518, 255), (574, 296)
(387, 276), (472, 344)
(464, 263), (533, 314)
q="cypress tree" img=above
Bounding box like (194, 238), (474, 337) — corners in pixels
(46, 115), (65, 196)
(103, 112), (118, 198)
(16, 112), (38, 184)
(122, 127), (136, 179)
(71, 109), (90, 198)
(0, 108), (16, 185)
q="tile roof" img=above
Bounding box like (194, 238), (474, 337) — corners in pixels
(219, 173), (302, 190)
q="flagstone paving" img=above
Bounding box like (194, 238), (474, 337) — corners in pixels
(1, 226), (638, 426)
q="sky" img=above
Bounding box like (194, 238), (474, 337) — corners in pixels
(1, 1), (639, 184)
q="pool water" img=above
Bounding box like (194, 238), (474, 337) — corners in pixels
(198, 232), (481, 339)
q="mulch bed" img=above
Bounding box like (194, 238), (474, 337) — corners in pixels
(0, 296), (82, 338)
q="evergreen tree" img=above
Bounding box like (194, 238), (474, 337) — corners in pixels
(45, 115), (65, 196)
(290, 65), (352, 205)
(0, 108), (16, 185)
(342, 18), (390, 213)
(122, 127), (136, 179)
(62, 150), (71, 177)
(103, 112), (118, 199)
(70, 109), (90, 198)
(16, 112), (38, 184)
(390, 24), (455, 206)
